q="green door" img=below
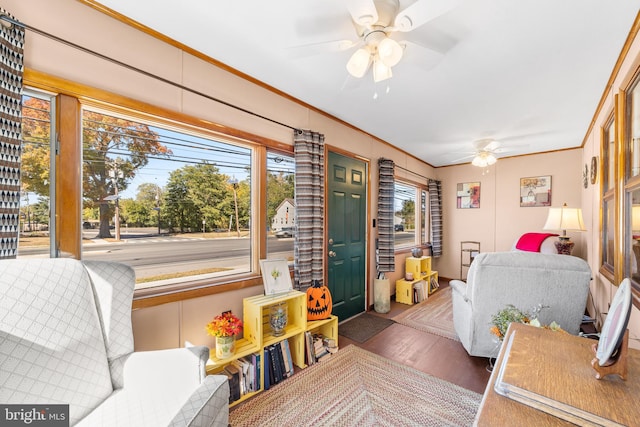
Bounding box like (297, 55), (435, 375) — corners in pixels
(327, 151), (367, 321)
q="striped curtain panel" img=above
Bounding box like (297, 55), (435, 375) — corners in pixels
(0, 11), (25, 259)
(377, 158), (395, 272)
(293, 130), (324, 291)
(428, 179), (443, 257)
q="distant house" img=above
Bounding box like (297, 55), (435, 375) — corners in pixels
(272, 198), (295, 231)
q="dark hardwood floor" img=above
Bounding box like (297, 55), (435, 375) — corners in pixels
(339, 283), (492, 395)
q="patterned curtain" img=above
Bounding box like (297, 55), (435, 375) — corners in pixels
(428, 179), (443, 257)
(377, 158), (395, 272)
(293, 130), (324, 291)
(0, 11), (25, 259)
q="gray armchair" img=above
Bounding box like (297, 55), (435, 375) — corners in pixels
(450, 252), (591, 358)
(0, 259), (229, 426)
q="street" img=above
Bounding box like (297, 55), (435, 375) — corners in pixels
(18, 228), (415, 286)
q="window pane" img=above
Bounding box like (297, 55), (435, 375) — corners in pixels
(420, 190), (428, 245)
(605, 118), (615, 191)
(628, 189), (640, 284)
(81, 109), (252, 289)
(394, 181), (416, 248)
(629, 79), (640, 178)
(266, 152), (295, 261)
(19, 92), (53, 257)
(603, 198), (615, 269)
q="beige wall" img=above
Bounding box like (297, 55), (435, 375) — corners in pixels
(579, 19), (640, 349)
(434, 149), (584, 280)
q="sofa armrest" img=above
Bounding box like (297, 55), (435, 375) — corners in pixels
(449, 279), (469, 302)
(118, 346), (209, 392)
(169, 375), (229, 427)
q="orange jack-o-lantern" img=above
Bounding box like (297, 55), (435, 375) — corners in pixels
(306, 280), (332, 320)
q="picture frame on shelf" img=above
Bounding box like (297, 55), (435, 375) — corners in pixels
(259, 258), (293, 295)
(520, 175), (551, 207)
(456, 182), (481, 209)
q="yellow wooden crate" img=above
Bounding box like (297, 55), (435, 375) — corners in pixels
(405, 256), (431, 278)
(395, 279), (415, 305)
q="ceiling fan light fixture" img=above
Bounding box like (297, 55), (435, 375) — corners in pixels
(347, 48), (372, 78)
(372, 57), (393, 82)
(472, 151), (496, 167)
(378, 37), (403, 67)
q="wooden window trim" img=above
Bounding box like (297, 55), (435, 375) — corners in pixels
(26, 70), (297, 308)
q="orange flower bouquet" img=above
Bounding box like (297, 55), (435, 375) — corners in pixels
(206, 312), (243, 338)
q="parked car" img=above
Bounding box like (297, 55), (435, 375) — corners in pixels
(394, 224), (404, 231)
(275, 227), (295, 238)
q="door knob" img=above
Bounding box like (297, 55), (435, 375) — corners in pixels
(329, 250), (336, 257)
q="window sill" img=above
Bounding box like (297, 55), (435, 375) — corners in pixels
(132, 274), (264, 309)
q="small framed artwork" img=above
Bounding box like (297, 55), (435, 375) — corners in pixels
(457, 182), (481, 209)
(520, 176), (552, 207)
(259, 259), (293, 295)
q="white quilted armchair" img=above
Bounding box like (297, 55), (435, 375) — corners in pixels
(450, 252), (592, 358)
(0, 258), (229, 426)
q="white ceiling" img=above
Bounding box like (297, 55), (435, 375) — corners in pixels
(95, 0), (639, 166)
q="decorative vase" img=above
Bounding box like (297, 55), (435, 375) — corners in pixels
(269, 301), (288, 337)
(215, 335), (236, 359)
(411, 247), (423, 258)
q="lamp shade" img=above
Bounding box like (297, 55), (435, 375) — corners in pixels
(372, 57), (393, 82)
(632, 205), (640, 233)
(543, 203), (586, 236)
(378, 37), (403, 67)
(346, 48), (371, 78)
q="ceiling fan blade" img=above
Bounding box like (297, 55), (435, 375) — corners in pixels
(285, 39), (359, 59)
(398, 39), (444, 71)
(394, 0), (459, 32)
(346, 0), (378, 27)
(450, 153), (475, 163)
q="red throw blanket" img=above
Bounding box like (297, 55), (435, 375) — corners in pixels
(516, 232), (559, 252)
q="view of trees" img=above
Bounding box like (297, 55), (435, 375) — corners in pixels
(397, 199), (415, 230)
(21, 99), (286, 242)
(266, 169), (295, 229)
(82, 111), (171, 238)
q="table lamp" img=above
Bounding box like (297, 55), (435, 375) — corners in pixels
(543, 203), (586, 255)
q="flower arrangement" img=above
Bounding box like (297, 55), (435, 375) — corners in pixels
(206, 312), (243, 338)
(490, 304), (563, 340)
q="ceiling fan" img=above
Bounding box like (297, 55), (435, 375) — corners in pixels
(344, 0), (458, 82)
(450, 139), (517, 167)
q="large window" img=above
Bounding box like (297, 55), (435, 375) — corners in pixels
(394, 181), (416, 249)
(266, 151), (295, 261)
(18, 91), (55, 257)
(81, 108), (252, 289)
(394, 180), (430, 250)
(625, 76), (640, 296)
(601, 115), (616, 276)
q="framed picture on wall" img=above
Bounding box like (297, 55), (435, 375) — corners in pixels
(457, 182), (481, 209)
(520, 175), (552, 207)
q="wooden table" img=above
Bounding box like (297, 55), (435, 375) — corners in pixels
(474, 323), (640, 426)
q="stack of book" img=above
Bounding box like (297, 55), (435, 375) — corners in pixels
(304, 332), (339, 365)
(263, 338), (294, 390)
(222, 352), (261, 404)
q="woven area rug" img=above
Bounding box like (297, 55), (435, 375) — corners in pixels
(393, 286), (459, 341)
(338, 312), (395, 343)
(229, 345), (481, 426)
